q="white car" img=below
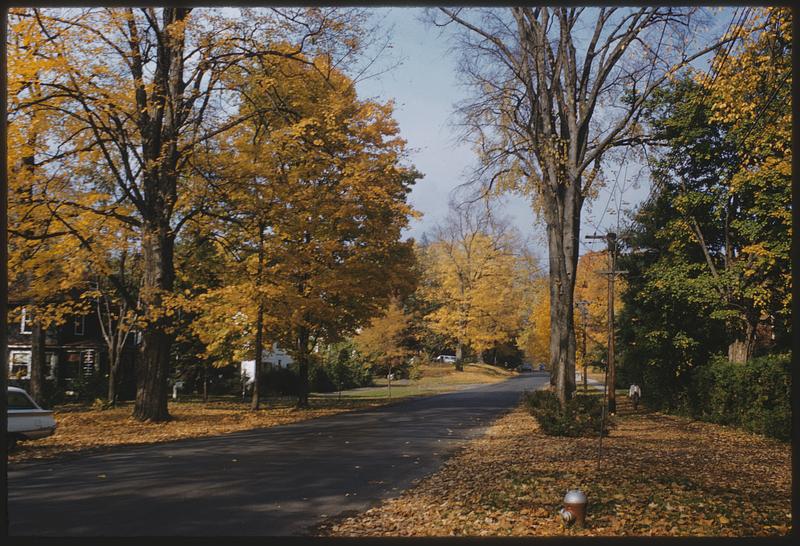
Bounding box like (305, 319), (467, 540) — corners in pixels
(7, 386), (57, 450)
(435, 355), (457, 363)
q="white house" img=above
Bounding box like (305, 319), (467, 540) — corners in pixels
(241, 342), (294, 386)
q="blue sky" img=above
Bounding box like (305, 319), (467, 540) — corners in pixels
(355, 8), (539, 250)
(352, 7), (731, 258)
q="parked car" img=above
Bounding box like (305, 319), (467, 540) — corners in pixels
(518, 363), (533, 372)
(435, 355), (457, 363)
(538, 363), (546, 372)
(7, 386), (57, 450)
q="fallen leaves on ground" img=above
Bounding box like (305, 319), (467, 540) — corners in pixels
(9, 364), (512, 465)
(8, 397), (387, 465)
(320, 396), (791, 537)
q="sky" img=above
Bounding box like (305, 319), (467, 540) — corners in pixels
(354, 8), (540, 251)
(352, 7), (731, 258)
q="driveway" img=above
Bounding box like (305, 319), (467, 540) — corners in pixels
(8, 373), (547, 536)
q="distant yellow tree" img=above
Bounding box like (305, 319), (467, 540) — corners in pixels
(354, 299), (412, 375)
(517, 276), (550, 365)
(424, 203), (525, 369)
(573, 250), (625, 368)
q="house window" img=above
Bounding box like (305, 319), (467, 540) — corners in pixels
(9, 351), (32, 380)
(20, 307), (32, 334)
(74, 316), (85, 336)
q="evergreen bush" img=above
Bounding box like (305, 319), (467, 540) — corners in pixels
(524, 389), (611, 437)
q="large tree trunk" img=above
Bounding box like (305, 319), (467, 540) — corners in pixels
(129, 8), (186, 422)
(251, 225), (266, 410)
(133, 225), (175, 422)
(203, 362), (208, 403)
(251, 301), (264, 410)
(295, 325), (311, 408)
(107, 344), (118, 407)
(545, 182), (580, 407)
(455, 341), (464, 371)
(29, 320), (47, 405)
(728, 312), (759, 363)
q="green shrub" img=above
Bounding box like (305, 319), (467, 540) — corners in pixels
(688, 353), (790, 441)
(524, 390), (611, 437)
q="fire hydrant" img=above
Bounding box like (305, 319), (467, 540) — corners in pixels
(560, 490), (588, 528)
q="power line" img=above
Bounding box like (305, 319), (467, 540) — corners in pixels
(702, 7), (749, 94)
(736, 69), (791, 148)
(586, 9), (747, 251)
(594, 145), (630, 232)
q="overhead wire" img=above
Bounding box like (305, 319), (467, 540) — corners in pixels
(588, 11), (670, 238)
(583, 8), (745, 252)
(607, 8), (749, 246)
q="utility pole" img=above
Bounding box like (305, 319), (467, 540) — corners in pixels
(585, 232), (627, 415)
(576, 300), (589, 393)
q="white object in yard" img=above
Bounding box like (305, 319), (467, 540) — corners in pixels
(241, 344), (294, 386)
(7, 386), (57, 449)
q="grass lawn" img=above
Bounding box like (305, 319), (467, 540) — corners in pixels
(330, 362), (516, 399)
(321, 394), (791, 537)
(8, 362), (515, 465)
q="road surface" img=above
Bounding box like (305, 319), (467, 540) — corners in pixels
(8, 373), (547, 536)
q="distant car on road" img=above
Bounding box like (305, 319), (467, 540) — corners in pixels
(435, 355), (457, 364)
(518, 363), (533, 372)
(7, 387), (57, 450)
(538, 364), (545, 372)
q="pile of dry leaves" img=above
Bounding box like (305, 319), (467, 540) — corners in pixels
(8, 397), (386, 465)
(322, 397), (791, 537)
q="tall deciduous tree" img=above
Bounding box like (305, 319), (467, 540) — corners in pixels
(10, 7), (370, 420)
(191, 53), (420, 408)
(431, 7), (733, 405)
(424, 202), (525, 370)
(702, 7), (791, 360)
(632, 7), (790, 364)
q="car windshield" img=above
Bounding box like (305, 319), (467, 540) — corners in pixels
(8, 391), (37, 410)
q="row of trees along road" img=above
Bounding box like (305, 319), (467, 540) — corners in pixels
(7, 7), (418, 420)
(432, 7), (737, 406)
(346, 200), (547, 378)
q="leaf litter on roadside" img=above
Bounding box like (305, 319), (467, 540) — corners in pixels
(320, 396), (791, 537)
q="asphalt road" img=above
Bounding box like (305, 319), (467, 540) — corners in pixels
(8, 373), (547, 536)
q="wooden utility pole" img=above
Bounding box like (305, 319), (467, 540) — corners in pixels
(576, 300), (589, 393)
(586, 232), (627, 415)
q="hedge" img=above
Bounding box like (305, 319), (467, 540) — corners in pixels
(524, 389), (612, 437)
(688, 353), (791, 441)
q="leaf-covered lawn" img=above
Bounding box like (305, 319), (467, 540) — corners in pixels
(9, 363), (514, 465)
(320, 396), (791, 537)
(7, 397), (387, 465)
